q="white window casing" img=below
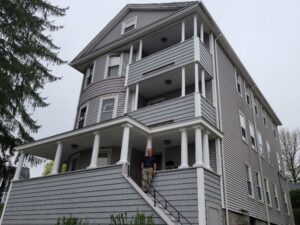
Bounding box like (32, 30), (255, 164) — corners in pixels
(235, 70), (243, 97)
(264, 177), (271, 206)
(121, 16), (137, 35)
(254, 97), (259, 118)
(257, 130), (264, 156)
(272, 123), (277, 138)
(273, 184), (280, 210)
(256, 171), (263, 202)
(283, 191), (289, 215)
(239, 111), (247, 142)
(262, 109), (267, 127)
(245, 164), (254, 198)
(245, 83), (251, 107)
(276, 152), (282, 172)
(77, 104), (89, 129)
(266, 140), (272, 164)
(97, 95), (118, 123)
(104, 54), (123, 78)
(249, 121), (256, 150)
(84, 62), (95, 88)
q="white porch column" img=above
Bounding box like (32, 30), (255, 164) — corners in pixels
(215, 138), (222, 175)
(124, 87), (129, 114)
(117, 123), (133, 164)
(201, 69), (206, 98)
(138, 39), (143, 61)
(87, 131), (101, 169)
(134, 83), (139, 110)
(181, 67), (186, 97)
(12, 151), (25, 181)
(129, 44), (134, 64)
(194, 63), (201, 117)
(179, 128), (189, 168)
(203, 130), (211, 169)
(209, 32), (214, 54)
(51, 141), (63, 175)
(200, 22), (204, 43)
(193, 14), (198, 37)
(193, 126), (203, 167)
(181, 20), (185, 42)
(195, 63), (199, 93)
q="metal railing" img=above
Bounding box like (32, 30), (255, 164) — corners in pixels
(127, 164), (192, 225)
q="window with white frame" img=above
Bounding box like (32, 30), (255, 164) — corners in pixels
(239, 112), (247, 142)
(262, 109), (267, 127)
(276, 152), (282, 172)
(121, 16), (137, 35)
(272, 123), (277, 138)
(266, 140), (272, 164)
(98, 96), (117, 122)
(264, 177), (271, 206)
(254, 97), (259, 117)
(235, 71), (243, 96)
(257, 130), (263, 155)
(256, 171), (263, 202)
(85, 62), (95, 88)
(106, 54), (121, 78)
(273, 184), (280, 210)
(245, 164), (254, 197)
(283, 191), (289, 215)
(249, 122), (256, 150)
(78, 106), (87, 129)
(245, 84), (251, 106)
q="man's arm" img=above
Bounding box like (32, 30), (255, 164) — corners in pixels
(153, 163), (157, 175)
(141, 162), (144, 171)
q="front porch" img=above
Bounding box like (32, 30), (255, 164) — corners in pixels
(12, 116), (222, 181)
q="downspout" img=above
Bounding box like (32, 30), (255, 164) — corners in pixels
(250, 86), (270, 225)
(214, 33), (230, 225)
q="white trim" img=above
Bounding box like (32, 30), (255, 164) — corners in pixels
(97, 94), (119, 123)
(245, 164), (254, 198)
(283, 191), (289, 215)
(264, 177), (272, 207)
(84, 61), (95, 89)
(273, 183), (280, 211)
(257, 129), (264, 156)
(248, 121), (256, 150)
(255, 170), (264, 203)
(245, 82), (251, 108)
(197, 167), (206, 225)
(118, 52), (124, 77)
(266, 140), (272, 165)
(235, 69), (243, 97)
(104, 53), (122, 79)
(121, 16), (137, 35)
(77, 103), (89, 129)
(239, 111), (247, 143)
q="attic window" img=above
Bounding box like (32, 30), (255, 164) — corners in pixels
(121, 16), (137, 35)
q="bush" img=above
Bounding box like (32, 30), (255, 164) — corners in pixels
(55, 216), (88, 225)
(110, 212), (154, 225)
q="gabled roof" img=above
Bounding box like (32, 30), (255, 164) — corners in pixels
(70, 1), (198, 65)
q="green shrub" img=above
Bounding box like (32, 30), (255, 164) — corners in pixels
(110, 212), (154, 225)
(55, 216), (88, 225)
(290, 189), (300, 208)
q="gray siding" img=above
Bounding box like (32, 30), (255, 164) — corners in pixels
(2, 165), (165, 225)
(128, 94), (195, 126)
(128, 38), (194, 85)
(204, 169), (221, 206)
(201, 96), (216, 126)
(216, 43), (293, 225)
(152, 168), (199, 225)
(199, 41), (213, 76)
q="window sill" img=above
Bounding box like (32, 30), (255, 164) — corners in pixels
(242, 137), (248, 145)
(248, 195), (255, 200)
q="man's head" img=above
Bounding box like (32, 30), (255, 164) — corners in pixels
(146, 148), (153, 156)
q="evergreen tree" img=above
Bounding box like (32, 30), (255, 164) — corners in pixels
(0, 0), (68, 167)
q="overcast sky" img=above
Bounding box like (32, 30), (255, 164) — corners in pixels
(30, 0), (300, 177)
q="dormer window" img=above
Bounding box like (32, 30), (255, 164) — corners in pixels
(121, 16), (137, 35)
(85, 62), (94, 88)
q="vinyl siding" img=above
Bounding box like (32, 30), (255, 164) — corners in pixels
(2, 165), (165, 225)
(216, 43), (293, 225)
(128, 38), (194, 86)
(201, 95), (216, 126)
(199, 41), (213, 76)
(204, 169), (221, 206)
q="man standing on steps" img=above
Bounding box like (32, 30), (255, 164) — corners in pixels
(141, 148), (157, 193)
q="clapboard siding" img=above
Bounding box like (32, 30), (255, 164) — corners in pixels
(2, 165), (165, 225)
(204, 169), (221, 206)
(152, 168), (198, 225)
(128, 94), (194, 126)
(128, 38), (194, 85)
(199, 41), (213, 76)
(201, 95), (216, 125)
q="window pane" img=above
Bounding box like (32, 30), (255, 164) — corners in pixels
(108, 65), (119, 77)
(110, 56), (120, 66)
(102, 98), (114, 112)
(100, 112), (113, 122)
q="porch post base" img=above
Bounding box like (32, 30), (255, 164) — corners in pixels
(116, 160), (128, 165)
(178, 164), (189, 169)
(193, 161), (204, 167)
(87, 165), (97, 169)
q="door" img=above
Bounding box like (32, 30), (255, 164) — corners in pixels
(97, 149), (112, 167)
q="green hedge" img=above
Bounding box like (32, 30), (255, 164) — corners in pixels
(290, 189), (300, 208)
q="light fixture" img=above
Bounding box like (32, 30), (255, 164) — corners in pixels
(164, 79), (172, 85)
(71, 144), (79, 149)
(163, 139), (171, 145)
(161, 37), (168, 43)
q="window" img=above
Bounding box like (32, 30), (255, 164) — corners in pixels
(264, 177), (271, 206)
(245, 84), (251, 106)
(272, 123), (277, 138)
(239, 112), (247, 142)
(121, 16), (137, 34)
(273, 184), (280, 210)
(256, 171), (263, 202)
(249, 122), (256, 150)
(235, 71), (243, 96)
(254, 97), (259, 117)
(257, 130), (263, 155)
(78, 106), (87, 129)
(245, 165), (254, 197)
(97, 149), (112, 167)
(98, 96), (118, 122)
(283, 191), (289, 215)
(266, 140), (272, 164)
(85, 62), (95, 88)
(262, 109), (267, 127)
(106, 54), (121, 78)
(69, 153), (79, 172)
(276, 152), (282, 172)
